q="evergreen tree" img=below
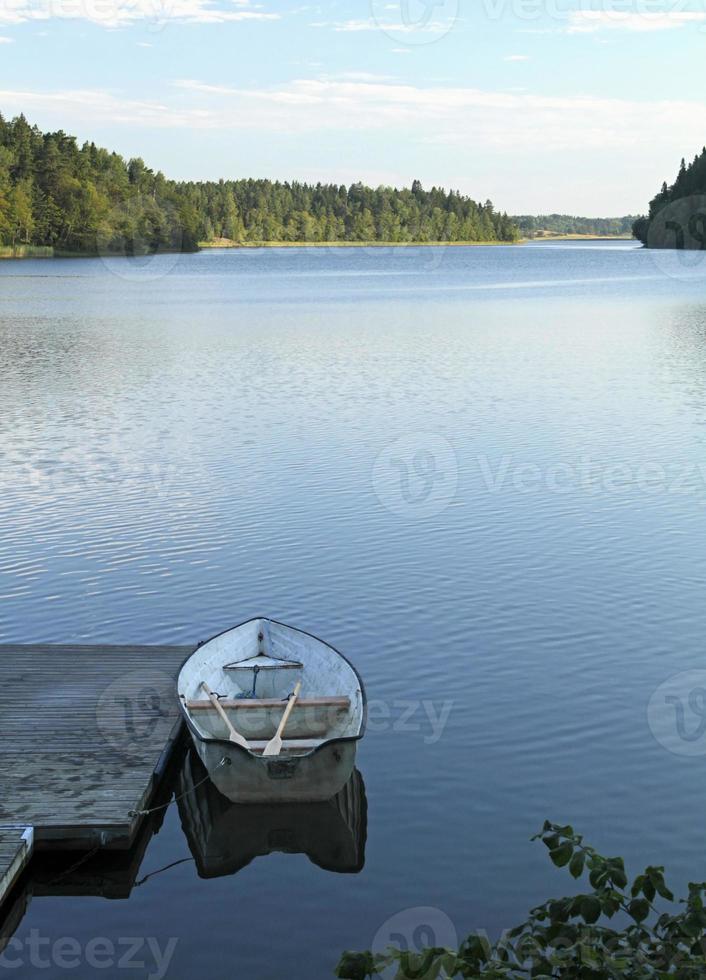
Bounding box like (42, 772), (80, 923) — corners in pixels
(0, 113), (520, 253)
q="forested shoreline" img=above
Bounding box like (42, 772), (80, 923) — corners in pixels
(514, 213), (636, 238)
(0, 113), (520, 255)
(633, 146), (706, 248)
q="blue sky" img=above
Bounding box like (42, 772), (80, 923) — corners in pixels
(1, 0), (705, 214)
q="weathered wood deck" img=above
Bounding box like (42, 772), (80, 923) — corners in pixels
(0, 643), (191, 910)
(0, 829), (33, 917)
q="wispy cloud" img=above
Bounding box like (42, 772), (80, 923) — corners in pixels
(6, 77), (706, 159)
(0, 32), (13, 39)
(311, 17), (451, 35)
(567, 9), (706, 32)
(0, 0), (279, 27)
(504, 53), (528, 61)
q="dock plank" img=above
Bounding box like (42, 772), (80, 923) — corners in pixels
(0, 644), (190, 859)
(0, 828), (33, 915)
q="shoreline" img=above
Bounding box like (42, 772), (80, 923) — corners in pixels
(199, 238), (518, 249)
(0, 234), (635, 261)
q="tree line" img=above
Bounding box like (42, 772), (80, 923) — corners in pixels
(514, 213), (636, 238)
(633, 146), (706, 248)
(0, 113), (519, 254)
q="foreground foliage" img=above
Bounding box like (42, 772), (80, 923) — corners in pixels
(336, 822), (706, 978)
(0, 113), (519, 254)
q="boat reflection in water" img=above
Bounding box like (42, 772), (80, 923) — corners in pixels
(177, 749), (367, 877)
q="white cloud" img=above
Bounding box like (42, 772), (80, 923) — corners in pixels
(5, 77), (706, 161)
(312, 17), (451, 35)
(504, 53), (528, 61)
(567, 9), (706, 32)
(0, 0), (279, 27)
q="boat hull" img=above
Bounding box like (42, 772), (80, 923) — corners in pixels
(178, 618), (366, 804)
(192, 734), (358, 803)
(178, 749), (367, 873)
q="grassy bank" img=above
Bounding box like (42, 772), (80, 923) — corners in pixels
(0, 245), (54, 259)
(199, 238), (519, 249)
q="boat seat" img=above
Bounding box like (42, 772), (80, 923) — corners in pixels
(185, 696), (350, 711)
(247, 738), (322, 753)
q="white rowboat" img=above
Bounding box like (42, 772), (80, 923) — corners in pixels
(177, 618), (366, 803)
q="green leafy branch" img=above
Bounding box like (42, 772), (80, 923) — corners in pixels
(336, 821), (706, 979)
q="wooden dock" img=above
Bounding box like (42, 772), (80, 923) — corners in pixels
(0, 643), (191, 910)
(0, 829), (33, 915)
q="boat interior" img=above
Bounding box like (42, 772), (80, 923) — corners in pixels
(178, 619), (364, 756)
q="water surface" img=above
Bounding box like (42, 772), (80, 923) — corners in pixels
(2, 240), (706, 977)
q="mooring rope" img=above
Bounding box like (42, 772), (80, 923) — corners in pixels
(128, 756), (229, 818)
(47, 844), (101, 886)
(135, 856), (194, 887)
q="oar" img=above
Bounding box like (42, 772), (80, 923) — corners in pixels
(199, 681), (250, 750)
(262, 681), (302, 757)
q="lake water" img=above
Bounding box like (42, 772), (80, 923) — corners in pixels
(3, 240), (706, 977)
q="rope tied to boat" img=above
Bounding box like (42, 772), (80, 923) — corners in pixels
(127, 756), (230, 819)
(235, 664), (261, 699)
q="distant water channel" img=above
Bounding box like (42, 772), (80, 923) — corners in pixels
(3, 240), (706, 976)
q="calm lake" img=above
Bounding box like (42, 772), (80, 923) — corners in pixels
(3, 240), (706, 977)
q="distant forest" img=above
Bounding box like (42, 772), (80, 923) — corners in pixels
(513, 214), (636, 238)
(0, 114), (520, 254)
(633, 147), (706, 248)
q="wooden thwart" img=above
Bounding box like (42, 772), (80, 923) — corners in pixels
(185, 696), (350, 710)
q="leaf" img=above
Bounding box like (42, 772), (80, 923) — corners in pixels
(335, 951), (375, 980)
(580, 896), (602, 924)
(550, 843), (574, 868)
(628, 899), (650, 923)
(569, 851), (585, 879)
